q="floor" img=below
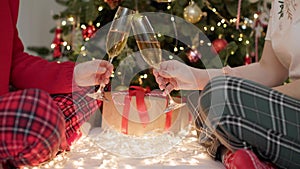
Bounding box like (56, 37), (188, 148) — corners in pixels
(25, 124), (225, 169)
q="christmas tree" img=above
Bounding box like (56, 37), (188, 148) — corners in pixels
(30, 0), (271, 91)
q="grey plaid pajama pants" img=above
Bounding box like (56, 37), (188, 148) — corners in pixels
(193, 76), (300, 169)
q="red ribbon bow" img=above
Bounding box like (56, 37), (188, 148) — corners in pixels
(121, 86), (150, 134)
(121, 86), (173, 134)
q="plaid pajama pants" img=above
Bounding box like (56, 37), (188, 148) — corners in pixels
(0, 88), (101, 167)
(196, 76), (300, 169)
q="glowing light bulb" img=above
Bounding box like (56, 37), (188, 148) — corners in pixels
(98, 6), (104, 11)
(174, 46), (178, 52)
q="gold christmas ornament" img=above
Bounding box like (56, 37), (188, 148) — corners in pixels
(183, 1), (203, 24)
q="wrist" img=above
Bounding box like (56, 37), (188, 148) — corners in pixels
(193, 68), (209, 90)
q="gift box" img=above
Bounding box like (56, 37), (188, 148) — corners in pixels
(102, 86), (193, 136)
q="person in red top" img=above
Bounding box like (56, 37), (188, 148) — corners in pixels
(0, 0), (113, 168)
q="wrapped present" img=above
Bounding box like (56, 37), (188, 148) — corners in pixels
(102, 86), (193, 136)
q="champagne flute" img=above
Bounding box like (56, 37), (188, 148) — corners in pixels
(87, 6), (135, 100)
(131, 14), (185, 113)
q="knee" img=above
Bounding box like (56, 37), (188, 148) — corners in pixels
(0, 88), (66, 167)
(199, 76), (230, 118)
(13, 88), (64, 124)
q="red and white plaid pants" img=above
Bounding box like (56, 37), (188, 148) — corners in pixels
(0, 88), (101, 167)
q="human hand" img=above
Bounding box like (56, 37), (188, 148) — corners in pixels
(74, 60), (113, 87)
(153, 60), (198, 94)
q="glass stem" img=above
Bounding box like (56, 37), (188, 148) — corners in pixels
(109, 57), (114, 64)
(167, 93), (175, 105)
(96, 83), (105, 93)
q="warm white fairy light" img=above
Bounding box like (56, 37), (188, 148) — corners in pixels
(174, 46), (178, 52)
(210, 26), (215, 31)
(90, 153), (104, 160)
(68, 16), (74, 23)
(241, 24), (247, 29)
(73, 158), (84, 166)
(111, 73), (115, 78)
(143, 73), (148, 79)
(179, 46), (184, 50)
(180, 147), (188, 151)
(96, 22), (101, 27)
(245, 40), (250, 44)
(191, 129), (197, 135)
(139, 73), (148, 80)
(200, 40), (204, 45)
(223, 24), (227, 28)
(66, 45), (71, 50)
(167, 159), (179, 166)
(231, 18), (237, 23)
(61, 20), (67, 26)
(124, 164), (135, 169)
(48, 161), (55, 166)
(50, 43), (56, 49)
(170, 16), (175, 21)
(98, 6), (104, 11)
(62, 41), (68, 46)
(81, 24), (86, 29)
(203, 26), (208, 31)
(169, 55), (174, 59)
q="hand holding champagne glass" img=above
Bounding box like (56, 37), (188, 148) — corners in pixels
(131, 14), (185, 113)
(87, 6), (135, 100)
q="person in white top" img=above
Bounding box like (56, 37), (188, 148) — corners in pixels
(154, 0), (300, 168)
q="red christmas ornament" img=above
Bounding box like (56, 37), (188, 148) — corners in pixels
(187, 49), (201, 63)
(51, 27), (63, 58)
(211, 38), (228, 54)
(82, 23), (96, 40)
(244, 53), (252, 65)
(104, 0), (123, 9)
(53, 46), (62, 58)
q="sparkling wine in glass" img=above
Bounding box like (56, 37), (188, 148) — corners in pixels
(87, 6), (135, 100)
(131, 14), (185, 113)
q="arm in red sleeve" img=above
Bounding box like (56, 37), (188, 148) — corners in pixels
(10, 29), (80, 94)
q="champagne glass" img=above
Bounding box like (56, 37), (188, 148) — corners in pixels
(87, 6), (135, 100)
(131, 14), (185, 113)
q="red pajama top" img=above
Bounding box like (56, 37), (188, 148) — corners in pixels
(0, 0), (76, 96)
